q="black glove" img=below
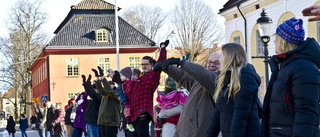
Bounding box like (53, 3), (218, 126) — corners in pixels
(81, 75), (86, 83)
(97, 66), (104, 76)
(160, 40), (169, 48)
(269, 55), (279, 73)
(112, 71), (121, 84)
(87, 74), (92, 82)
(92, 69), (99, 77)
(153, 62), (163, 71)
(162, 58), (181, 71)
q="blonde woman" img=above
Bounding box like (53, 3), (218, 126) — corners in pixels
(206, 43), (261, 137)
(262, 18), (320, 137)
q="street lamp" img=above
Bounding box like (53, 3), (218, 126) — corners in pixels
(252, 8), (272, 86)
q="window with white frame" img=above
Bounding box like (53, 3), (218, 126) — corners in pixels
(96, 29), (110, 42)
(129, 57), (140, 69)
(67, 58), (79, 76)
(98, 57), (110, 74)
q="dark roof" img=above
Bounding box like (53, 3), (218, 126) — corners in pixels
(71, 0), (116, 10)
(48, 14), (155, 47)
(219, 0), (247, 13)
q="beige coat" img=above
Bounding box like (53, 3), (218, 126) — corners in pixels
(164, 61), (217, 137)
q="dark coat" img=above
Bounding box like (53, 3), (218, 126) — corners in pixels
(46, 105), (55, 130)
(262, 38), (320, 137)
(206, 64), (261, 137)
(83, 82), (102, 126)
(30, 115), (36, 124)
(65, 106), (73, 125)
(6, 118), (16, 133)
(19, 118), (28, 131)
(96, 78), (121, 127)
(35, 106), (44, 128)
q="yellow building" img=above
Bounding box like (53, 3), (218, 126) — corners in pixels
(219, 0), (320, 99)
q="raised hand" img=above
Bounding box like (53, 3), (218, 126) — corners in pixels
(97, 66), (104, 76)
(162, 58), (181, 71)
(92, 69), (99, 77)
(87, 74), (92, 82)
(81, 75), (86, 83)
(302, 5), (320, 22)
(112, 71), (121, 84)
(153, 62), (163, 71)
(160, 40), (169, 48)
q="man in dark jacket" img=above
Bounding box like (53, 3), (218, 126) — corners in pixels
(65, 99), (74, 137)
(46, 102), (55, 137)
(82, 73), (102, 137)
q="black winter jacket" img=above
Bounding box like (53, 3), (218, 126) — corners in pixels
(83, 82), (102, 125)
(206, 64), (261, 137)
(262, 38), (320, 137)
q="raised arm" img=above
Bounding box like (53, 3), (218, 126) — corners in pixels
(180, 60), (217, 95)
(163, 65), (195, 91)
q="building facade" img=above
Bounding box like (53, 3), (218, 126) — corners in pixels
(219, 0), (320, 99)
(29, 0), (160, 107)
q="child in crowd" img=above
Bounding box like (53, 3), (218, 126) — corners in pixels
(19, 114), (29, 137)
(107, 67), (141, 132)
(155, 77), (188, 137)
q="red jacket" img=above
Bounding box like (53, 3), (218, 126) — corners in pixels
(130, 47), (167, 122)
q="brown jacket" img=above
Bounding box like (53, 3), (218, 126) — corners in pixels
(164, 61), (217, 137)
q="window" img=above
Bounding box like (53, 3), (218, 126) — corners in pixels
(129, 57), (140, 68)
(233, 36), (240, 44)
(67, 58), (79, 76)
(256, 30), (263, 56)
(68, 93), (76, 99)
(98, 58), (110, 74)
(96, 29), (109, 42)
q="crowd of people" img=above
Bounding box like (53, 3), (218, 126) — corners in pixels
(5, 5), (320, 137)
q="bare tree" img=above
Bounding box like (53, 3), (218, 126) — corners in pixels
(0, 0), (48, 120)
(169, 0), (224, 63)
(122, 5), (166, 41)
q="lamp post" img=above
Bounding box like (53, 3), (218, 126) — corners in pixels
(252, 8), (272, 86)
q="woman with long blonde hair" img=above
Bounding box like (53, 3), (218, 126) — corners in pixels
(206, 43), (261, 137)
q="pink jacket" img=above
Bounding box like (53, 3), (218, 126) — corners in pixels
(156, 90), (187, 110)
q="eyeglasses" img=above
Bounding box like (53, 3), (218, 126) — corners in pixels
(207, 60), (220, 66)
(141, 63), (150, 66)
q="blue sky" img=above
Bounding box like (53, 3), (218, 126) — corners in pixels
(0, 0), (228, 39)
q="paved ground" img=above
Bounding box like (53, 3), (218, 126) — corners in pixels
(0, 127), (126, 137)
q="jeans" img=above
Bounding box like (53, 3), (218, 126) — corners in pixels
(162, 123), (176, 137)
(86, 123), (99, 137)
(38, 128), (45, 137)
(45, 129), (54, 137)
(100, 126), (118, 137)
(72, 128), (87, 137)
(21, 129), (27, 137)
(131, 114), (151, 137)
